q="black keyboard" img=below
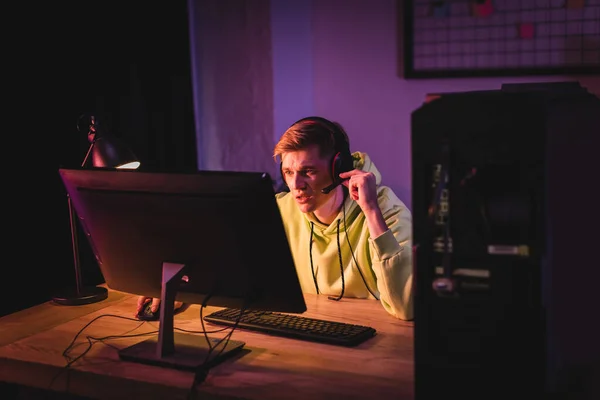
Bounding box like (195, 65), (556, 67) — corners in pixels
(203, 308), (377, 347)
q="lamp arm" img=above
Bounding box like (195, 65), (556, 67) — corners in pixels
(81, 141), (96, 168)
(68, 194), (83, 294)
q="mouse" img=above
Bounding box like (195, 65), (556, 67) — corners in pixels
(137, 301), (160, 321)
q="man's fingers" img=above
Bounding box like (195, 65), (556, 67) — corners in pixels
(136, 296), (149, 312)
(338, 169), (360, 179)
(151, 298), (161, 313)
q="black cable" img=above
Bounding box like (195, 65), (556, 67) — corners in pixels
(309, 222), (320, 294)
(51, 314), (153, 392)
(308, 191), (379, 301)
(186, 294), (248, 399)
(328, 220), (346, 301)
(52, 311), (234, 396)
(342, 196), (380, 300)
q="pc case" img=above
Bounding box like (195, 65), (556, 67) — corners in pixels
(412, 82), (600, 400)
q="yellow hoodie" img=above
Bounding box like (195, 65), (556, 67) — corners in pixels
(275, 152), (413, 320)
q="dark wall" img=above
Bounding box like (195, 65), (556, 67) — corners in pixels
(3, 1), (196, 316)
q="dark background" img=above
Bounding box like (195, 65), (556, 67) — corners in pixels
(3, 1), (196, 317)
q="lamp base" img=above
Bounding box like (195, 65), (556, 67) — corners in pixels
(52, 286), (108, 306)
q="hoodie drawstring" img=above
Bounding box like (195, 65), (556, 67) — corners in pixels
(309, 222), (319, 294)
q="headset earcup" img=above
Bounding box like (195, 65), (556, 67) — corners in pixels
(331, 152), (343, 182)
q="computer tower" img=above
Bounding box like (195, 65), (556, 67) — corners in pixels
(412, 82), (600, 400)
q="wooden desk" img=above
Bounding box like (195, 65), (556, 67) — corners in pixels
(0, 289), (414, 400)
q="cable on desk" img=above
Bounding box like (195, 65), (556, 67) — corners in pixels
(51, 313), (234, 397)
(50, 314), (150, 393)
(186, 294), (248, 400)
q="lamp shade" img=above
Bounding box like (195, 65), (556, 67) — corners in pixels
(87, 135), (141, 170)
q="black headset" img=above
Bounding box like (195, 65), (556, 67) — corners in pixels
(279, 116), (354, 194)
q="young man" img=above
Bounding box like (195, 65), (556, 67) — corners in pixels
(274, 116), (413, 320)
(136, 116), (413, 321)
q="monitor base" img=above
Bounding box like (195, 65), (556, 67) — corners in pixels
(119, 332), (246, 371)
(52, 286), (108, 306)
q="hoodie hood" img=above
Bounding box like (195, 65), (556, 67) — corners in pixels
(352, 151), (382, 185)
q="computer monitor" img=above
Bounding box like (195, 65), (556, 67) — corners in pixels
(58, 167), (307, 371)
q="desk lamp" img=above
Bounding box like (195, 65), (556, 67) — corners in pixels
(52, 114), (140, 305)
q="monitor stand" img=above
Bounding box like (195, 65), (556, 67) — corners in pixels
(119, 262), (246, 371)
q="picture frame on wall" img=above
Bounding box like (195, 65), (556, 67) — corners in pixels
(401, 0), (600, 79)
